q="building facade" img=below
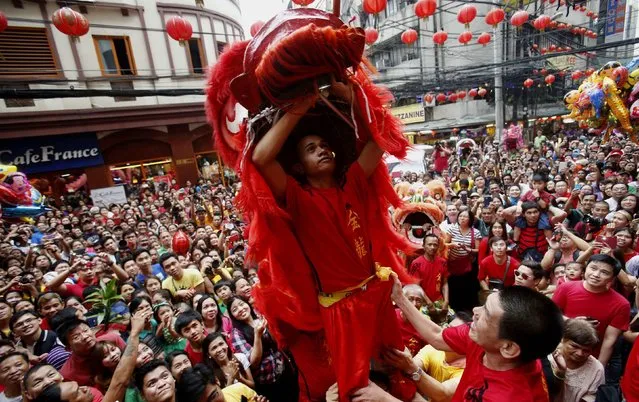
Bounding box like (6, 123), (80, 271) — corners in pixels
(0, 0), (244, 194)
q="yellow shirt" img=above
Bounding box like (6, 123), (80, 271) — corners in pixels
(222, 383), (257, 402)
(415, 345), (464, 383)
(162, 268), (204, 296)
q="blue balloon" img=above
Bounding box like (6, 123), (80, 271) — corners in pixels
(3, 205), (50, 218)
(626, 57), (639, 72)
(588, 88), (605, 118)
(30, 188), (43, 206)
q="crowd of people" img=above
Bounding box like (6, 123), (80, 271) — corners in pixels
(0, 125), (638, 402)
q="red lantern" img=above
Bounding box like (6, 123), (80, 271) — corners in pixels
(469, 88), (478, 98)
(533, 14), (551, 31)
(52, 7), (89, 38)
(448, 93), (458, 102)
(510, 10), (529, 27)
(532, 43), (539, 50)
(541, 48), (547, 54)
(457, 4), (477, 28)
(292, 0), (315, 5)
(433, 30), (448, 45)
(579, 27), (587, 35)
(436, 93), (447, 103)
(586, 10), (594, 18)
(363, 0), (387, 14)
(401, 29), (418, 45)
(477, 88), (487, 97)
(485, 8), (505, 27)
(458, 31), (472, 45)
(557, 23), (566, 30)
(558, 70), (566, 77)
(549, 44), (557, 52)
(364, 27), (379, 45)
(0, 12), (7, 34)
(571, 70), (582, 80)
(545, 74), (556, 85)
(166, 16), (193, 45)
(477, 32), (491, 46)
(579, 5), (587, 11)
(172, 230), (191, 256)
(457, 90), (467, 100)
(415, 0), (437, 20)
(524, 78), (534, 88)
(424, 93), (434, 103)
(533, 69), (539, 75)
(250, 21), (264, 37)
(585, 68), (595, 76)
(540, 68), (548, 75)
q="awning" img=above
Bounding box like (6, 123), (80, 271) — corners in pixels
(402, 113), (495, 133)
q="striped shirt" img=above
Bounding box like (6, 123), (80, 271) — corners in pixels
(446, 224), (481, 260)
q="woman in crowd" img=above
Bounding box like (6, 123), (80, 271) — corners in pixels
(202, 331), (255, 388)
(478, 221), (508, 262)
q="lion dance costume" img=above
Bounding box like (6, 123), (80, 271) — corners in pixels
(205, 8), (419, 402)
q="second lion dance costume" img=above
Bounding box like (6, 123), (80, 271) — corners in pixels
(205, 9), (418, 401)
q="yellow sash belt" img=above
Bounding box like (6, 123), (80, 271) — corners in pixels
(317, 264), (393, 308)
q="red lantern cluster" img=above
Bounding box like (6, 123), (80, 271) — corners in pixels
(0, 12), (7, 34)
(166, 16), (193, 44)
(401, 29), (418, 45)
(433, 30), (448, 46)
(533, 14), (551, 31)
(477, 32), (491, 46)
(458, 31), (472, 45)
(485, 8), (505, 27)
(523, 78), (534, 88)
(364, 27), (379, 45)
(457, 4), (477, 28)
(52, 7), (89, 38)
(415, 0), (437, 20)
(363, 0), (387, 14)
(510, 10), (529, 27)
(292, 0), (315, 5)
(250, 21), (264, 37)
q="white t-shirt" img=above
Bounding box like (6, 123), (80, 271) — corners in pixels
(0, 392), (22, 402)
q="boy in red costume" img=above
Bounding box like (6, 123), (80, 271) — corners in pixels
(252, 80), (406, 401)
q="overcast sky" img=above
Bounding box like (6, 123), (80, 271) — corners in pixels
(239, 0), (287, 35)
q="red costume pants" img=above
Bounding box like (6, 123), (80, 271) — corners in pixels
(319, 278), (404, 402)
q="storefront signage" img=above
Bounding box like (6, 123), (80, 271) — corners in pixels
(91, 186), (127, 207)
(606, 0), (626, 36)
(391, 104), (425, 124)
(0, 132), (104, 174)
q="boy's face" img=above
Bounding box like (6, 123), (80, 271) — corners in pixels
(296, 135), (336, 178)
(532, 180), (546, 190)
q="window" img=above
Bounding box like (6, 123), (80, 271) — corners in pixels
(216, 41), (226, 56)
(93, 36), (136, 76)
(187, 38), (205, 74)
(0, 27), (59, 78)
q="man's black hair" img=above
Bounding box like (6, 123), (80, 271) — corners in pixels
(213, 280), (235, 294)
(521, 201), (540, 213)
(134, 359), (171, 394)
(174, 310), (203, 335)
(177, 364), (219, 401)
(22, 363), (54, 390)
(587, 253), (622, 276)
(32, 383), (63, 402)
(519, 260), (545, 280)
(82, 286), (100, 300)
(122, 228), (137, 238)
(165, 350), (189, 366)
(158, 252), (177, 268)
(133, 248), (151, 260)
(9, 309), (39, 331)
(51, 315), (87, 346)
(498, 286), (564, 363)
(0, 350), (28, 367)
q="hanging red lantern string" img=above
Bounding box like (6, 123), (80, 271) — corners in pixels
(363, 0), (387, 14)
(415, 0), (437, 20)
(52, 7), (89, 40)
(424, 93), (434, 103)
(250, 21), (264, 37)
(0, 12), (7, 33)
(477, 88), (487, 97)
(436, 93), (447, 103)
(545, 74), (556, 86)
(557, 22), (566, 30)
(469, 88), (478, 97)
(458, 31), (472, 45)
(166, 16), (193, 45)
(433, 30), (448, 46)
(448, 93), (458, 102)
(523, 78), (534, 88)
(484, 8), (505, 28)
(585, 68), (595, 76)
(364, 27), (379, 45)
(292, 0), (315, 5)
(457, 90), (467, 100)
(401, 29), (418, 45)
(457, 4), (477, 29)
(571, 70), (583, 80)
(532, 14), (551, 31)
(510, 10), (529, 28)
(477, 32), (491, 46)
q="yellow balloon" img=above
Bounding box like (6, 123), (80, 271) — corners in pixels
(602, 77), (632, 133)
(0, 165), (17, 183)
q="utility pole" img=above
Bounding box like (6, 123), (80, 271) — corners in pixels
(494, 8), (504, 143)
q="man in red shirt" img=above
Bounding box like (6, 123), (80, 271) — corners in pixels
(409, 234), (449, 315)
(56, 318), (126, 386)
(433, 142), (452, 174)
(478, 237), (520, 290)
(552, 254), (630, 366)
(392, 275), (563, 401)
(45, 260), (97, 299)
(252, 82), (405, 400)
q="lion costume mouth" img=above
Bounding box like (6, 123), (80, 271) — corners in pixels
(393, 203), (444, 244)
